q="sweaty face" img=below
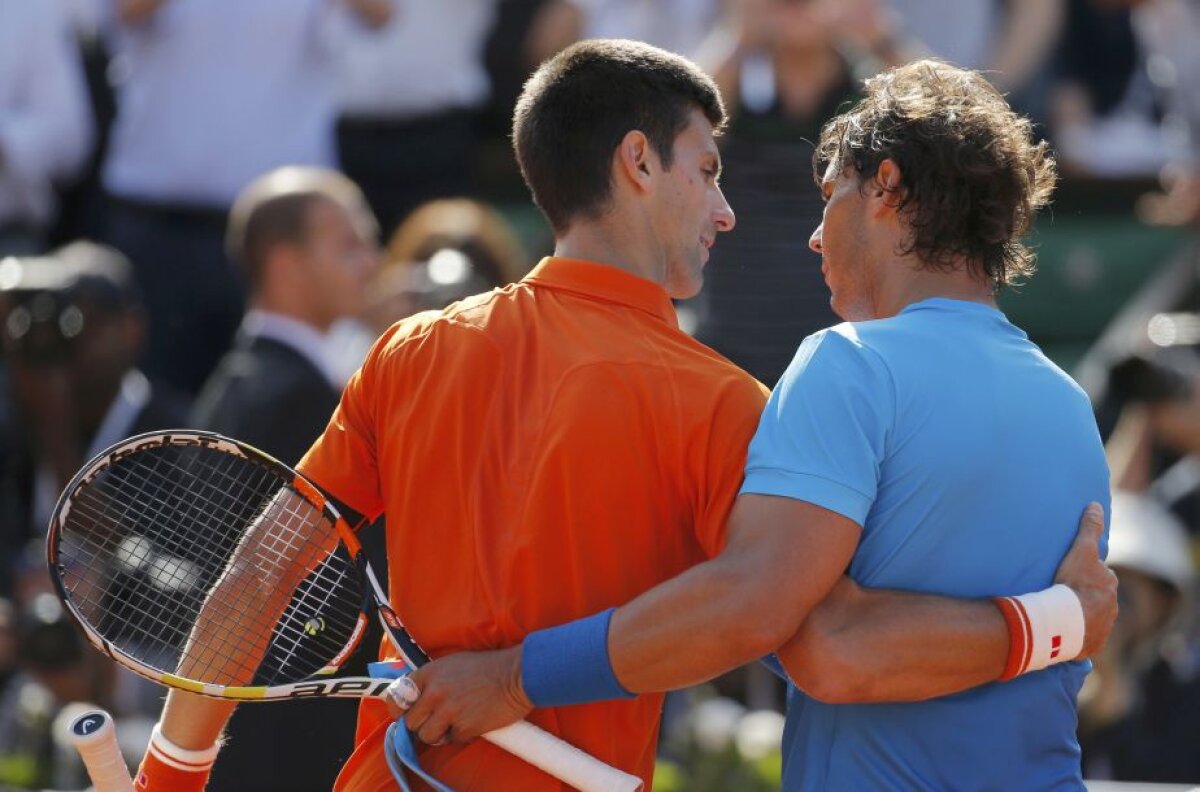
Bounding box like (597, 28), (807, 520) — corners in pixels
(810, 162), (873, 321)
(300, 199), (380, 328)
(654, 109), (736, 300)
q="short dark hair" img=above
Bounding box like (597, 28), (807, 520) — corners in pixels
(513, 39), (726, 233)
(227, 167), (376, 290)
(815, 60), (1057, 289)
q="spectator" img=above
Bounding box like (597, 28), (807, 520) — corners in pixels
(688, 0), (881, 385)
(525, 0), (719, 64)
(192, 166), (380, 467)
(0, 594), (103, 791)
(0, 243), (189, 596)
(1133, 0), (1200, 226)
(887, 0), (1064, 90)
(190, 167), (380, 792)
(335, 1), (497, 235)
(364, 197), (532, 333)
(1079, 487), (1200, 782)
(1051, 0), (1170, 177)
(325, 197), (532, 383)
(98, 0), (390, 395)
(0, 0), (93, 255)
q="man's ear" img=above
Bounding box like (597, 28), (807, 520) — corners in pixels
(614, 130), (656, 194)
(868, 158), (902, 216)
(872, 159), (906, 212)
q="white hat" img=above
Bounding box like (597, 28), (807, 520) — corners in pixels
(1108, 490), (1196, 591)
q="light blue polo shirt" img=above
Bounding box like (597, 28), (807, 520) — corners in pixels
(742, 298), (1110, 791)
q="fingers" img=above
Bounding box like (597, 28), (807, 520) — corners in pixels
(402, 670), (460, 745)
(407, 695), (456, 745)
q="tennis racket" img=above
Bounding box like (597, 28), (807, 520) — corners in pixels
(47, 430), (642, 792)
(68, 709), (134, 792)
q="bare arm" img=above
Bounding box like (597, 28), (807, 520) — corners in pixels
(778, 579), (1007, 703)
(406, 501), (1115, 742)
(987, 0), (1065, 93)
(404, 495), (859, 741)
(158, 492), (337, 749)
(779, 503), (1115, 703)
(609, 495), (859, 691)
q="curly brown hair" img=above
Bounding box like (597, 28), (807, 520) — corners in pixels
(815, 60), (1056, 290)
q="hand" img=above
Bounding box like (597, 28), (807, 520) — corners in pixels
(815, 0), (894, 49)
(1053, 502), (1118, 659)
(343, 0), (393, 28)
(405, 646), (533, 745)
(1138, 164), (1200, 227)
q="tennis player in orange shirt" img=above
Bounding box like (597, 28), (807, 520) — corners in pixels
(134, 40), (1115, 792)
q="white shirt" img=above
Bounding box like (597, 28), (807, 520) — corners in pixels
(336, 0), (494, 118)
(241, 309), (340, 389)
(1134, 0), (1200, 163)
(0, 0), (92, 228)
(886, 0), (996, 70)
(568, 0), (719, 57)
(102, 0), (353, 207)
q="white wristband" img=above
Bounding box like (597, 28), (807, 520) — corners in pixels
(147, 723), (220, 773)
(996, 584), (1085, 678)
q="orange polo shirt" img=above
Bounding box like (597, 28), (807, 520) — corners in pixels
(298, 257), (768, 791)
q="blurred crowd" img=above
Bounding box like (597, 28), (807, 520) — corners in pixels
(1, 0), (1199, 789)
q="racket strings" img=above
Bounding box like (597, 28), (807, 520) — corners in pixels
(56, 443), (364, 687)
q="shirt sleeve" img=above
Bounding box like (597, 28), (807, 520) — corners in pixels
(296, 324), (402, 520)
(692, 376), (770, 558)
(740, 327), (894, 526)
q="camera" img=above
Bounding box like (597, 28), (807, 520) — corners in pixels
(0, 256), (86, 367)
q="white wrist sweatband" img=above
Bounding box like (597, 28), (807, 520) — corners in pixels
(146, 723), (220, 773)
(993, 584), (1085, 680)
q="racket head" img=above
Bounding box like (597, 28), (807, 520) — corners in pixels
(47, 430), (377, 699)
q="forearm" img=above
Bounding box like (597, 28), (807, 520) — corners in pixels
(987, 0), (1064, 92)
(160, 690), (237, 748)
(604, 497), (859, 694)
(777, 579), (1006, 703)
(608, 554), (807, 692)
(692, 20), (747, 113)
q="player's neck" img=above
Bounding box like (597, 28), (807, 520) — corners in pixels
(553, 217), (667, 290)
(874, 256), (997, 318)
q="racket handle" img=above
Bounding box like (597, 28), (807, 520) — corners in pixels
(484, 720), (643, 792)
(68, 710), (135, 792)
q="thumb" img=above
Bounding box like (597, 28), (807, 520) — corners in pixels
(1077, 502), (1105, 554)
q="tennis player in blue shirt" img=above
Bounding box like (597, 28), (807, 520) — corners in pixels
(403, 59), (1115, 791)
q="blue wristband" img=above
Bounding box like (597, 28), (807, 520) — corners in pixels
(521, 608), (636, 707)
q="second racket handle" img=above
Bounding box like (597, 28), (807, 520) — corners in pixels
(68, 710), (136, 792)
(484, 720), (643, 792)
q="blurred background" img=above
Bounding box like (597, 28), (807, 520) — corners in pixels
(2, 0), (1200, 789)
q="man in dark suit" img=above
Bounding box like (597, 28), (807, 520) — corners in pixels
(191, 166), (380, 464)
(189, 166), (380, 792)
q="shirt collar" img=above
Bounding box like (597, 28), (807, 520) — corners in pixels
(522, 257), (679, 327)
(241, 309), (340, 387)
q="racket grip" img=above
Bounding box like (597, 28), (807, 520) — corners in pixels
(483, 720), (643, 792)
(68, 710), (135, 792)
